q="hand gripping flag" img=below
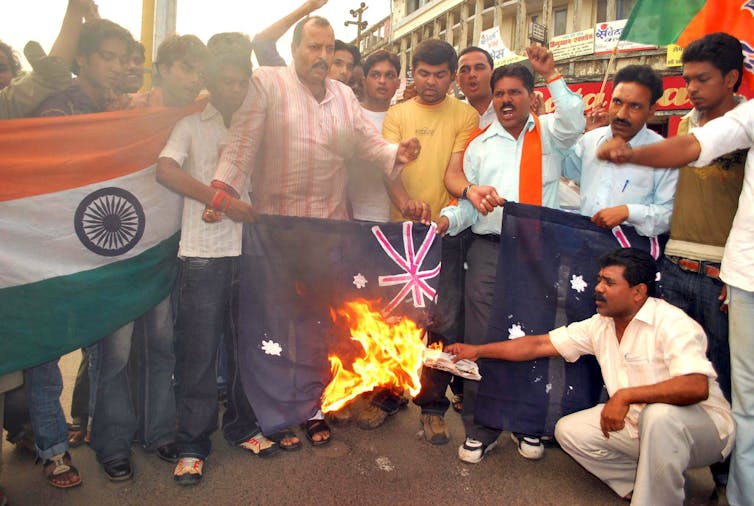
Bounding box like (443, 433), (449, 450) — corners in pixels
(475, 203), (667, 437)
(237, 216), (441, 434)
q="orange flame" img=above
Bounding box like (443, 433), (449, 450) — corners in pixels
(321, 300), (426, 413)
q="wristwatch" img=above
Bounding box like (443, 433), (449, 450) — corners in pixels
(462, 184), (474, 200)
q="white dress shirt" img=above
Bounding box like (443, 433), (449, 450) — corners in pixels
(563, 125), (678, 237)
(549, 297), (734, 456)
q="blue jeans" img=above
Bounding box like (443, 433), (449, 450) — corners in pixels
(90, 297), (176, 464)
(173, 257), (261, 459)
(25, 360), (68, 460)
(727, 285), (754, 506)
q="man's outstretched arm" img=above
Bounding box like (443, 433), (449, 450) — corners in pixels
(597, 134), (702, 168)
(446, 334), (561, 362)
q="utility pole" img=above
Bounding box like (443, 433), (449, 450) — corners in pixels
(345, 2), (369, 47)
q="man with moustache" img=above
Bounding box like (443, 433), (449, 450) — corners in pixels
(447, 248), (734, 505)
(209, 16), (420, 446)
(437, 47), (584, 460)
(563, 65), (678, 237)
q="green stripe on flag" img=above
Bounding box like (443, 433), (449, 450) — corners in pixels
(621, 0), (706, 45)
(0, 232), (180, 374)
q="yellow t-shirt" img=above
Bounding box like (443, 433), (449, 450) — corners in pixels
(383, 96), (479, 222)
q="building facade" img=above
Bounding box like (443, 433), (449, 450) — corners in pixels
(355, 0), (696, 134)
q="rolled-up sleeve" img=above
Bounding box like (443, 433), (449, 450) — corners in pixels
(549, 317), (598, 362)
(546, 78), (586, 148)
(691, 99), (754, 166)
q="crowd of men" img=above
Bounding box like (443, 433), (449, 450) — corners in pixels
(1, 0), (752, 505)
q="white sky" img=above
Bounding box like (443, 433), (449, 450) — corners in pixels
(1, 0), (391, 69)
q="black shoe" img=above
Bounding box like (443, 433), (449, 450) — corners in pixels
(103, 458), (133, 482)
(156, 443), (179, 464)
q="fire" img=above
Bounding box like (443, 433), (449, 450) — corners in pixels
(321, 300), (426, 413)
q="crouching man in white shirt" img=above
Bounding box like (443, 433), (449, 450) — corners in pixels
(448, 248), (734, 505)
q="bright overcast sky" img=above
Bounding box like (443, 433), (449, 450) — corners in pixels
(1, 0), (391, 69)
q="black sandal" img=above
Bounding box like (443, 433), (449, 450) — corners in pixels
(301, 419), (331, 446)
(269, 428), (302, 451)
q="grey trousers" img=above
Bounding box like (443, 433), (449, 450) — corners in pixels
(555, 403), (728, 506)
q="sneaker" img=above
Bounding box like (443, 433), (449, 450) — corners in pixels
(458, 437), (497, 464)
(356, 402), (389, 430)
(239, 433), (279, 457)
(420, 414), (449, 445)
(511, 433), (544, 460)
(173, 457), (203, 486)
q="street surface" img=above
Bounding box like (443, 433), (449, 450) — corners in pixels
(1, 351), (718, 505)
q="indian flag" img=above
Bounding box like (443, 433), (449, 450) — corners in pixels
(621, 0), (754, 90)
(0, 105), (200, 374)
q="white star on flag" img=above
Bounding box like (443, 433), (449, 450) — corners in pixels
(372, 222), (441, 314)
(508, 324), (525, 339)
(261, 340), (282, 356)
(353, 273), (367, 289)
(570, 274), (587, 293)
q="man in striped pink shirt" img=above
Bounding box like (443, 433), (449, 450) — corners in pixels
(211, 15), (419, 220)
(210, 15), (419, 446)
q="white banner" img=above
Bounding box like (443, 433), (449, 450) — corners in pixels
(479, 26), (527, 68)
(549, 29), (595, 61)
(594, 19), (656, 54)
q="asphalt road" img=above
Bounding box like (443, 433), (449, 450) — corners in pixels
(1, 351), (718, 506)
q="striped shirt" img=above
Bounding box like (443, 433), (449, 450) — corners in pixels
(214, 64), (400, 219)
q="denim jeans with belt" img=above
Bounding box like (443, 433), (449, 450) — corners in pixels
(90, 296), (176, 464)
(174, 257), (262, 459)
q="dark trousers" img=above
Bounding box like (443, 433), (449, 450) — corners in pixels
(462, 237), (503, 441)
(413, 230), (471, 415)
(174, 257), (261, 459)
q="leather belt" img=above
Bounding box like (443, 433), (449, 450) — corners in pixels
(666, 256), (721, 280)
(475, 233), (500, 243)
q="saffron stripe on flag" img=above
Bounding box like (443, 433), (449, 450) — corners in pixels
(0, 102), (203, 201)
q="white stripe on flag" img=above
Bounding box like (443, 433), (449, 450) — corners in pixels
(0, 165), (181, 288)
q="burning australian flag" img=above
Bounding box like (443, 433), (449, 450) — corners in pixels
(237, 215), (441, 434)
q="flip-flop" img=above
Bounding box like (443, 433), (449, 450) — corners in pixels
(301, 419), (331, 446)
(268, 429), (302, 451)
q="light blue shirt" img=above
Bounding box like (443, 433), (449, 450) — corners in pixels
(441, 78), (585, 236)
(563, 125), (678, 237)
